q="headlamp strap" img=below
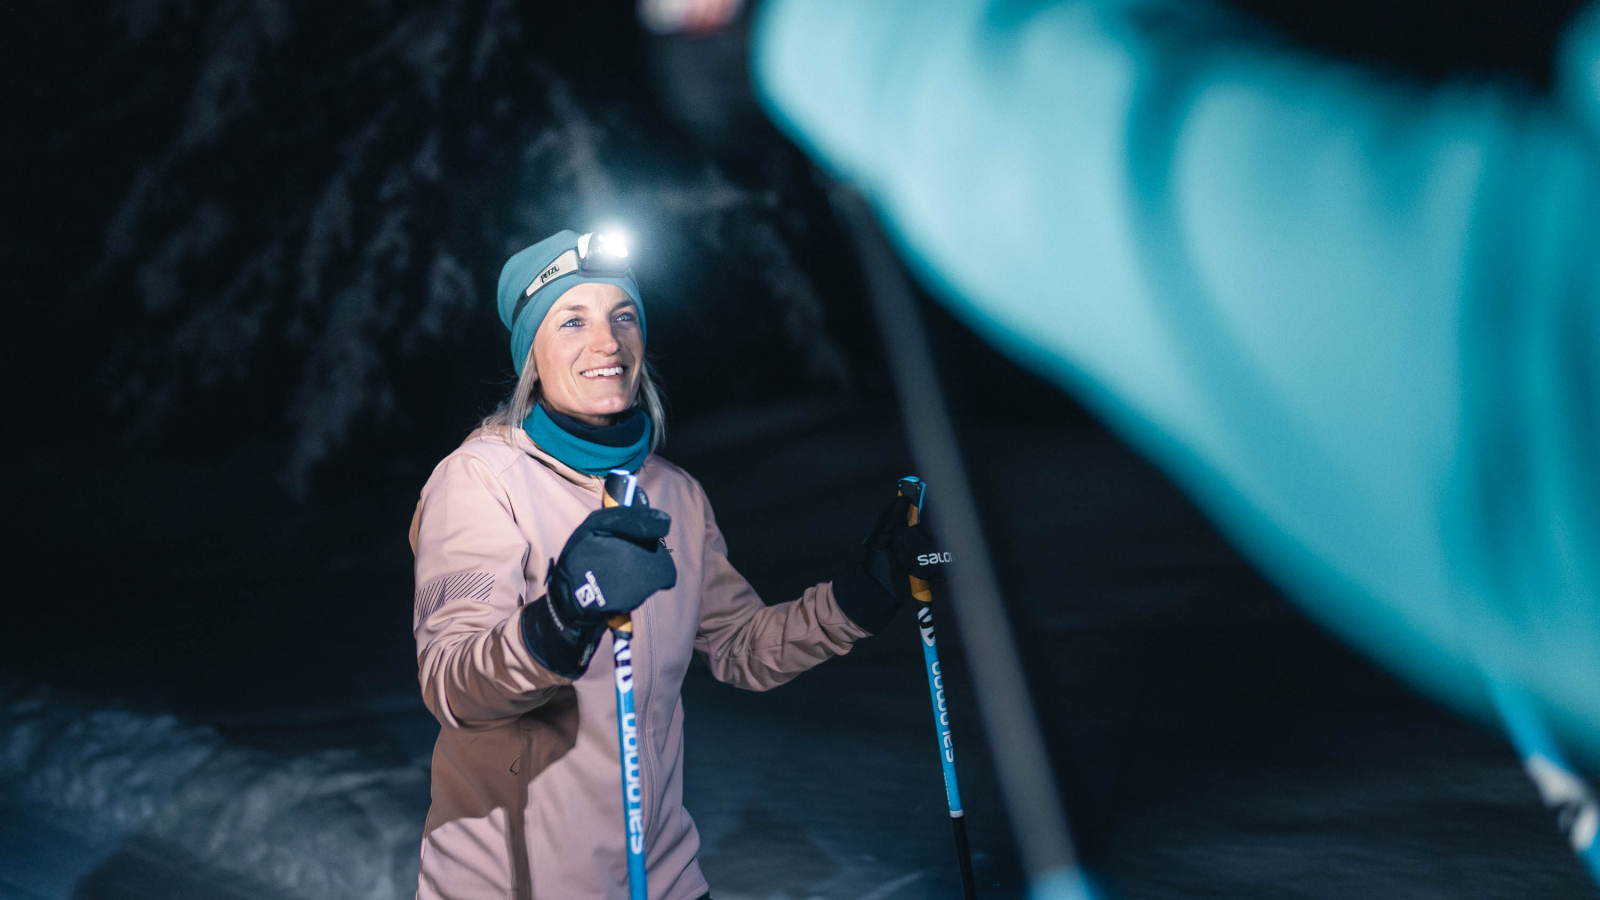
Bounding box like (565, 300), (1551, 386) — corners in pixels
(524, 249), (580, 298)
(510, 249), (580, 328)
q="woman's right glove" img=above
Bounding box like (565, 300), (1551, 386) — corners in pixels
(520, 506), (677, 678)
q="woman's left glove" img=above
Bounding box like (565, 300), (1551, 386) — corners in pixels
(831, 495), (948, 634)
(520, 506), (677, 678)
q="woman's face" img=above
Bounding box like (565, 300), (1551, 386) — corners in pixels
(531, 282), (644, 426)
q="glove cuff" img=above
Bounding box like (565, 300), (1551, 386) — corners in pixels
(520, 595), (604, 679)
(830, 563), (902, 635)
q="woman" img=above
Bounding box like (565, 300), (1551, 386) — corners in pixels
(410, 230), (942, 900)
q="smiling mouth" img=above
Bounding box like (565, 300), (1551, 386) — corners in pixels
(580, 365), (624, 378)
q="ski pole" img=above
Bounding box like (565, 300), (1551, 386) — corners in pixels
(900, 475), (979, 900)
(603, 469), (648, 900)
(832, 185), (1092, 900)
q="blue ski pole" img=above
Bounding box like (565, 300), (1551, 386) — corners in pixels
(836, 185), (1089, 899)
(604, 469), (649, 900)
(900, 475), (979, 900)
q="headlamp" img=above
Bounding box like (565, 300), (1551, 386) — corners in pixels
(520, 231), (634, 306)
(578, 231), (631, 276)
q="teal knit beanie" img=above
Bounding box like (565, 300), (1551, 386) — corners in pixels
(496, 230), (645, 375)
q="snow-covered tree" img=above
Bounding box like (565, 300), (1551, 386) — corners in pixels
(100, 0), (852, 493)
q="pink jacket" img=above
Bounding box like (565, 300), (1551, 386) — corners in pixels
(410, 428), (869, 900)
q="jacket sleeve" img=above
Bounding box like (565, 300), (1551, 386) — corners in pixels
(692, 484), (869, 690)
(755, 0), (1600, 745)
(413, 452), (569, 730)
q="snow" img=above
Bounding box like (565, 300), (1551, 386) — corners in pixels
(0, 645), (1021, 900)
(0, 685), (429, 900)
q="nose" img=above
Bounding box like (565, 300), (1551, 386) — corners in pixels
(589, 318), (620, 355)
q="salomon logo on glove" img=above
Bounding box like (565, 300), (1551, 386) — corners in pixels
(575, 571), (607, 608)
(896, 526), (948, 583)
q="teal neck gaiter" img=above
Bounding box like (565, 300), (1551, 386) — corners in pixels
(523, 403), (652, 475)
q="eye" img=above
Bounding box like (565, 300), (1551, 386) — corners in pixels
(560, 316), (583, 328)
(613, 310), (637, 324)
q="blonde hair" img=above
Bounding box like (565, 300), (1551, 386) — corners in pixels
(478, 346), (667, 452)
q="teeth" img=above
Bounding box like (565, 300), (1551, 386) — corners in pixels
(581, 366), (623, 377)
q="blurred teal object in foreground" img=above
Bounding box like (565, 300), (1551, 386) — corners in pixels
(754, 0), (1600, 769)
(1489, 678), (1600, 879)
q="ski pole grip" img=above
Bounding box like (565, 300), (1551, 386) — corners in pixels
(897, 476), (934, 605)
(603, 470), (639, 634)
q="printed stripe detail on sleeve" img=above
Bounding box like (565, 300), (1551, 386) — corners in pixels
(414, 572), (496, 627)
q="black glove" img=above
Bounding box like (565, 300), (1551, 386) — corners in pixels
(832, 495), (949, 634)
(521, 506), (677, 678)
